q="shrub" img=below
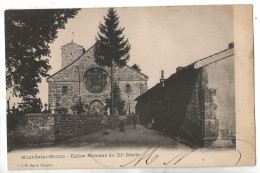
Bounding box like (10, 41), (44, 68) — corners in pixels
(71, 101), (84, 114)
(58, 107), (68, 114)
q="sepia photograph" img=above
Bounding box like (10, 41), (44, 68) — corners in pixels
(4, 5), (255, 170)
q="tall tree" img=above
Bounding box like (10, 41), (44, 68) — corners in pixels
(94, 8), (131, 115)
(105, 83), (125, 115)
(5, 9), (79, 100)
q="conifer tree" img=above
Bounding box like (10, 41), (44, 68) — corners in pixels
(94, 8), (131, 115)
(131, 64), (141, 72)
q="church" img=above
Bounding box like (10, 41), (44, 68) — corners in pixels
(46, 41), (148, 115)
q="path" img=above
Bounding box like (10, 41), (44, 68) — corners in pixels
(57, 124), (183, 149)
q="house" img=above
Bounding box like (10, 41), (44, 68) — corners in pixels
(135, 43), (235, 147)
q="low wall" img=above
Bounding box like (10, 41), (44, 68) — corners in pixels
(8, 113), (135, 148)
(54, 114), (134, 142)
(54, 114), (103, 142)
(8, 113), (55, 147)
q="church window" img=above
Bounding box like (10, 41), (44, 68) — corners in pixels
(61, 86), (68, 95)
(83, 67), (109, 93)
(125, 84), (132, 94)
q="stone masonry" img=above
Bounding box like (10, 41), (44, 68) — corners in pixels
(47, 42), (148, 114)
(136, 44), (235, 147)
(8, 113), (137, 147)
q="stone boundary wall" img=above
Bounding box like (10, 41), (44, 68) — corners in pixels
(8, 113), (55, 148)
(54, 114), (104, 142)
(54, 114), (134, 142)
(8, 113), (135, 148)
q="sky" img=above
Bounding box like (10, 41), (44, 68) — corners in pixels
(15, 5), (235, 105)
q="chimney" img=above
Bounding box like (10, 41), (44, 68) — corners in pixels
(160, 70), (165, 83)
(229, 42), (234, 49)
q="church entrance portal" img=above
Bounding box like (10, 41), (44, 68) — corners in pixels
(89, 100), (105, 115)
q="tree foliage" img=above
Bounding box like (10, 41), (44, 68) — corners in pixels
(5, 9), (79, 99)
(71, 100), (85, 114)
(94, 8), (131, 67)
(17, 97), (43, 114)
(105, 83), (125, 115)
(94, 8), (130, 115)
(131, 64), (141, 72)
(113, 83), (125, 115)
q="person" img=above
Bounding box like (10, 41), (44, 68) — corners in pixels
(119, 115), (125, 132)
(94, 107), (100, 116)
(162, 112), (167, 135)
(101, 114), (109, 135)
(132, 112), (137, 129)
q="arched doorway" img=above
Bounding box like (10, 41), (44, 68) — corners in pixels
(89, 100), (104, 115)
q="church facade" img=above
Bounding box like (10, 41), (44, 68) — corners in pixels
(47, 42), (148, 115)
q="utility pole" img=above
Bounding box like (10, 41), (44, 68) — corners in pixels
(79, 71), (81, 96)
(75, 66), (80, 96)
(125, 84), (132, 116)
(128, 95), (130, 115)
(75, 66), (81, 100)
(111, 59), (115, 115)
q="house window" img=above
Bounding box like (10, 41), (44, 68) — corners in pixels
(62, 86), (68, 95)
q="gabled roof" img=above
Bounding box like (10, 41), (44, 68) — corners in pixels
(47, 45), (94, 81)
(126, 65), (148, 79)
(135, 44), (234, 101)
(135, 65), (195, 101)
(47, 44), (148, 81)
(193, 48), (234, 69)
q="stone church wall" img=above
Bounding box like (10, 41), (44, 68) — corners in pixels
(117, 80), (148, 115)
(47, 44), (148, 114)
(61, 42), (84, 68)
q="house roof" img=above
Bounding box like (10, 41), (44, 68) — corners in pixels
(135, 44), (234, 101)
